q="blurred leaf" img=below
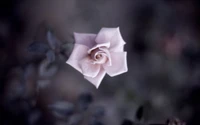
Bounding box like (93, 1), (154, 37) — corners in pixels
(121, 119), (133, 125)
(48, 101), (74, 118)
(89, 118), (104, 125)
(46, 50), (56, 63)
(60, 42), (74, 57)
(67, 114), (82, 125)
(92, 106), (105, 118)
(39, 59), (58, 77)
(77, 92), (93, 111)
(5, 79), (25, 101)
(28, 110), (42, 125)
(28, 42), (49, 54)
(37, 80), (50, 92)
(47, 30), (61, 51)
(135, 105), (144, 121)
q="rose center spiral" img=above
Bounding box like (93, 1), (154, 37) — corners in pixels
(90, 48), (108, 64)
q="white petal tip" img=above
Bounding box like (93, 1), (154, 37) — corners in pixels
(87, 81), (100, 89)
(66, 60), (70, 65)
(109, 69), (128, 77)
(95, 85), (99, 89)
(94, 82), (101, 89)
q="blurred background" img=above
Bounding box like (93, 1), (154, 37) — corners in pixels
(0, 0), (200, 125)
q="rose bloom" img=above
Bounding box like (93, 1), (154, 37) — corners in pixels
(67, 27), (128, 88)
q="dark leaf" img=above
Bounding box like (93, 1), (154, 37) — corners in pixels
(67, 114), (82, 125)
(46, 50), (56, 63)
(28, 42), (49, 54)
(60, 42), (74, 57)
(47, 30), (61, 51)
(89, 119), (104, 125)
(36, 80), (51, 92)
(92, 106), (105, 118)
(77, 92), (93, 111)
(135, 105), (144, 121)
(39, 59), (58, 77)
(48, 101), (74, 118)
(121, 119), (133, 125)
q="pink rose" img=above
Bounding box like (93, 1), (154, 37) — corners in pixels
(66, 27), (128, 88)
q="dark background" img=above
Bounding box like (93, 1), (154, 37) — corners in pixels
(0, 0), (200, 125)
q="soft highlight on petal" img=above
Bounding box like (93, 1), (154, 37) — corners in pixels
(88, 42), (110, 54)
(103, 52), (128, 77)
(95, 27), (125, 52)
(80, 57), (101, 78)
(74, 33), (97, 48)
(66, 44), (89, 73)
(84, 68), (106, 88)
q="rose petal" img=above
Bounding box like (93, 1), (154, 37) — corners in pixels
(74, 33), (96, 48)
(88, 42), (110, 54)
(103, 52), (128, 77)
(93, 53), (107, 64)
(99, 47), (111, 66)
(66, 44), (89, 73)
(95, 27), (125, 52)
(80, 57), (101, 78)
(84, 68), (106, 88)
